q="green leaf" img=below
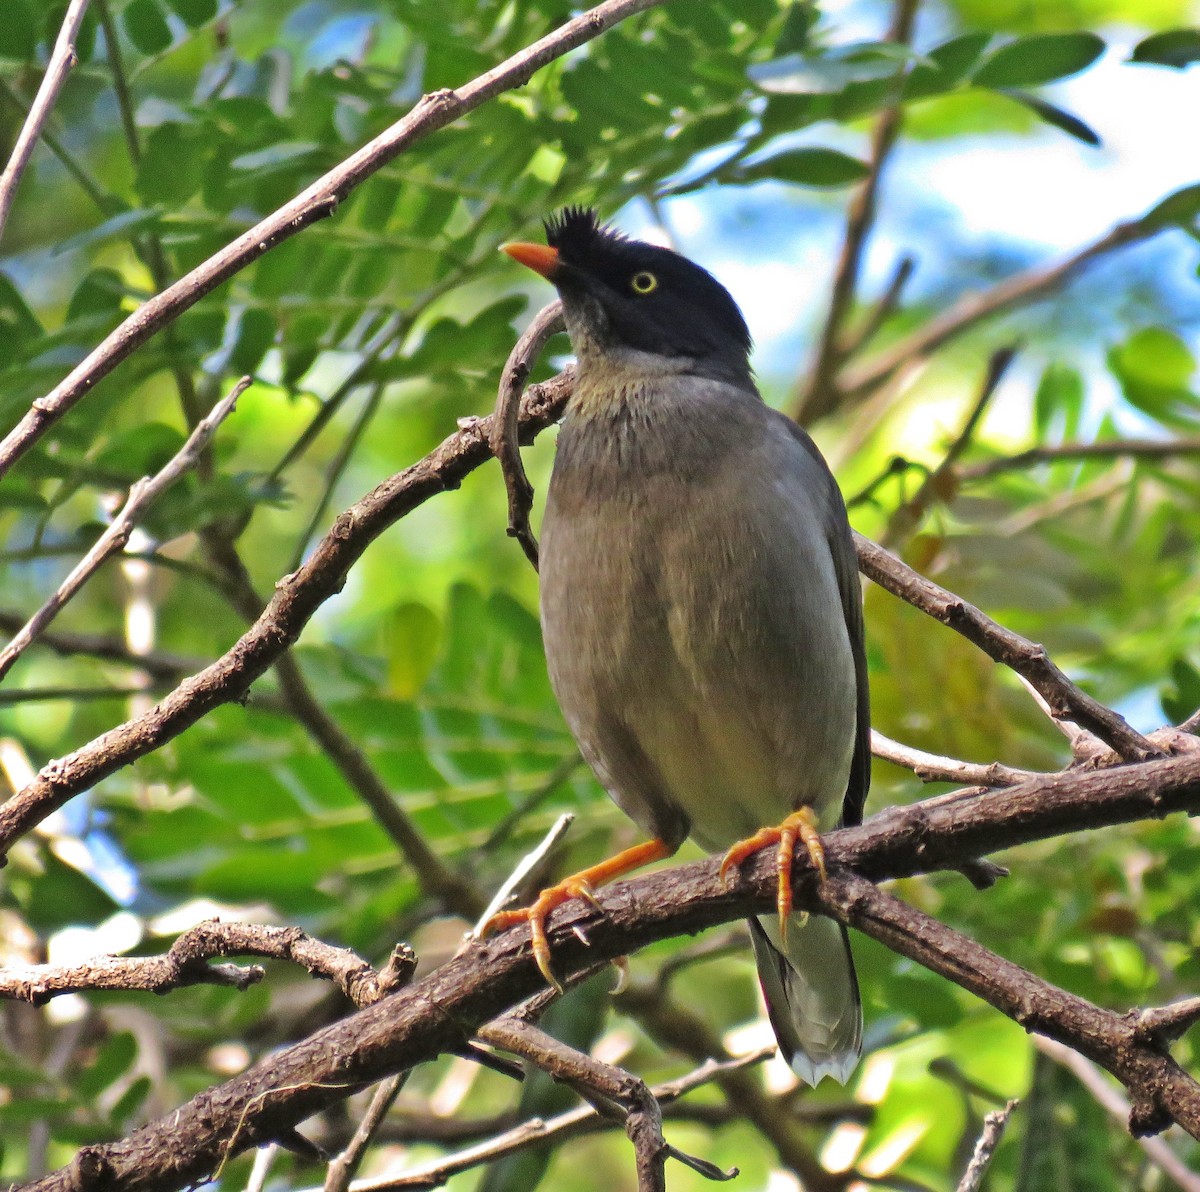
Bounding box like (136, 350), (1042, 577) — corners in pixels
(0, 272), (43, 351)
(77, 1032), (138, 1098)
(136, 123), (208, 207)
(387, 603), (442, 699)
(164, 0), (217, 27)
(736, 146), (869, 187)
(229, 141), (322, 174)
(0, 0), (35, 59)
(66, 269), (127, 322)
(1141, 183), (1200, 231)
(1162, 658), (1200, 724)
(1130, 29), (1200, 69)
(228, 307), (276, 375)
(1108, 327), (1198, 426)
(123, 0), (173, 55)
(52, 208), (162, 257)
(1033, 364), (1084, 441)
(999, 90), (1100, 146)
(749, 42), (915, 95)
(773, 2), (817, 57)
(972, 33), (1105, 89)
(93, 423), (186, 477)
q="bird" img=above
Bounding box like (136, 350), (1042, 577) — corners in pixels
(489, 207), (870, 1086)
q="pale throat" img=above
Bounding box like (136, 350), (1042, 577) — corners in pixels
(568, 340), (694, 420)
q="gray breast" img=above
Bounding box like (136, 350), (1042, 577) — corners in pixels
(539, 378), (857, 853)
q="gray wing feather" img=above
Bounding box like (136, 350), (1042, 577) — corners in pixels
(779, 415), (871, 828)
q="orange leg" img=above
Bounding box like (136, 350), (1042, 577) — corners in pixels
(482, 838), (673, 992)
(719, 807), (826, 947)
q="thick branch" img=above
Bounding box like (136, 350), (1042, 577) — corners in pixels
(0, 0), (669, 480)
(21, 750), (1200, 1192)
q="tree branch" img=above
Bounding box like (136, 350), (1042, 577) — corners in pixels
(879, 345), (1016, 548)
(0, 920), (416, 1009)
(871, 730), (1042, 787)
(23, 750), (1200, 1192)
(792, 0), (919, 426)
(838, 203), (1173, 404)
(0, 370), (572, 863)
(491, 299), (564, 569)
(0, 0), (91, 241)
(855, 533), (1158, 760)
(0, 377), (249, 683)
(957, 436), (1200, 482)
(0, 0), (671, 481)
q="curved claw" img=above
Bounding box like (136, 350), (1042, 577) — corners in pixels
(719, 808), (827, 947)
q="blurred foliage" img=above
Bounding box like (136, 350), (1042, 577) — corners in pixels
(1, 0), (1199, 1188)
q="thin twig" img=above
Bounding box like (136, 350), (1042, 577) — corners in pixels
(0, 0), (91, 241)
(839, 204), (1172, 403)
(0, 377), (250, 684)
(880, 345), (1017, 548)
(954, 1100), (1018, 1192)
(792, 0), (919, 426)
(0, 919), (403, 1008)
(958, 436), (1200, 482)
(1036, 1038), (1200, 1192)
(490, 298), (565, 568)
(471, 812), (576, 938)
(0, 612), (204, 680)
(871, 730), (1042, 787)
(323, 1075), (408, 1192)
(0, 0), (671, 481)
(338, 1045), (761, 1191)
(840, 255), (916, 359)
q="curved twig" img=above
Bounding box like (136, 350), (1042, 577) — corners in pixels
(489, 298), (565, 568)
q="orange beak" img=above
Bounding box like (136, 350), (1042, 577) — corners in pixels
(502, 241), (561, 280)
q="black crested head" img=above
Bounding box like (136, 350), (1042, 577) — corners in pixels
(540, 207), (752, 380)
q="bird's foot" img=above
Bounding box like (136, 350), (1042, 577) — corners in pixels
(719, 807), (826, 947)
(481, 838), (672, 993)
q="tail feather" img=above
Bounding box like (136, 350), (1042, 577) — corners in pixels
(748, 914), (861, 1086)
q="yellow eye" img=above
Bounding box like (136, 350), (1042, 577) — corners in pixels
(631, 271), (658, 294)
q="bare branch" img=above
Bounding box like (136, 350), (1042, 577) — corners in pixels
(0, 0), (670, 481)
(839, 255), (916, 360)
(838, 204), (1171, 403)
(20, 750), (1200, 1192)
(472, 812), (576, 938)
(880, 346), (1017, 548)
(324, 1075), (408, 1192)
(0, 377), (250, 684)
(871, 730), (1042, 787)
(855, 532), (1158, 760)
(958, 436), (1200, 482)
(0, 919), (409, 1008)
(0, 370), (572, 862)
(793, 0), (919, 426)
(490, 299), (565, 568)
(954, 1100), (1018, 1192)
(0, 0), (91, 241)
